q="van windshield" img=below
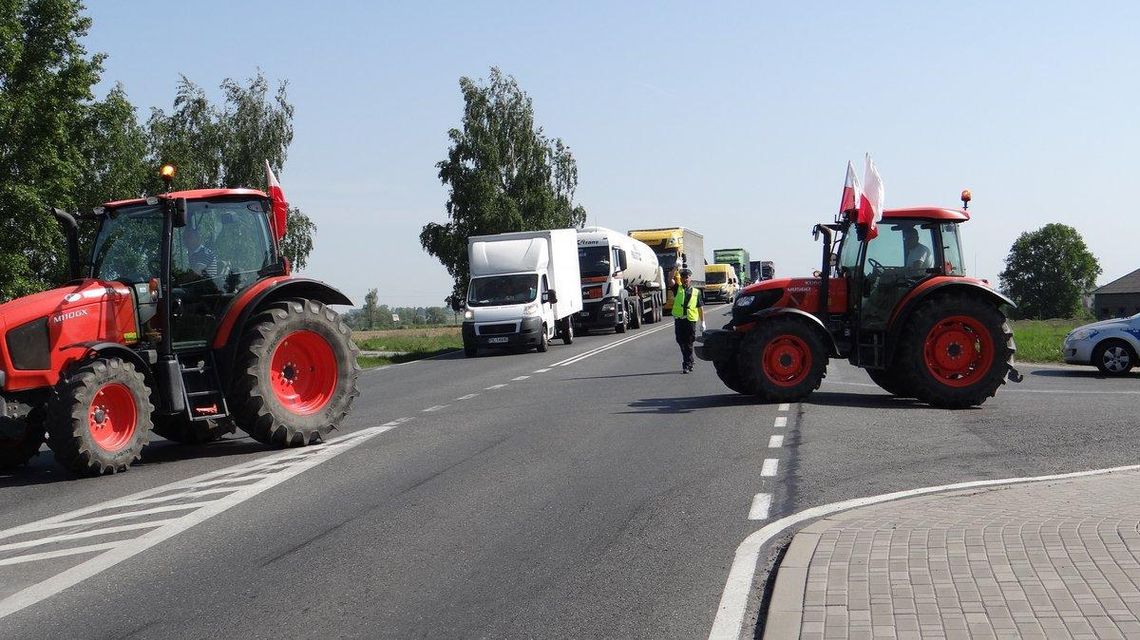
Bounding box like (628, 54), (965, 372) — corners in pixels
(706, 272), (727, 284)
(468, 275), (538, 306)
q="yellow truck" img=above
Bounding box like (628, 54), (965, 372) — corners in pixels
(627, 227), (704, 307)
(702, 263), (739, 303)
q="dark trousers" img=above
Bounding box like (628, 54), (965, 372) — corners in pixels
(674, 317), (696, 369)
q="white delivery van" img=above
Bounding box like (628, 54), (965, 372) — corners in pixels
(462, 229), (583, 357)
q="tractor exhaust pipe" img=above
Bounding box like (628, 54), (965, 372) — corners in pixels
(50, 207), (81, 281)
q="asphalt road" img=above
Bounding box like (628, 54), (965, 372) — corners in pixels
(1, 309), (1137, 639)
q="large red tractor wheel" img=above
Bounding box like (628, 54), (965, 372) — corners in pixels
(229, 300), (360, 446)
(738, 317), (829, 402)
(898, 294), (1014, 409)
(865, 368), (913, 398)
(0, 409), (45, 470)
(152, 414), (235, 445)
(46, 357), (154, 475)
(713, 359), (749, 395)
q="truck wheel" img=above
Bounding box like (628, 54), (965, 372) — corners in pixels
(615, 310), (627, 334)
(897, 294), (1014, 409)
(561, 318), (574, 345)
(1093, 340), (1134, 375)
(737, 317), (828, 402)
(631, 299), (643, 329)
(0, 409), (45, 470)
(714, 360), (748, 395)
(865, 368), (912, 397)
(46, 357), (154, 475)
(229, 300), (360, 446)
(152, 414), (234, 444)
(537, 323), (549, 352)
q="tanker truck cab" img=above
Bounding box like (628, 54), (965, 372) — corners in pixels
(574, 227), (666, 334)
(462, 230), (582, 357)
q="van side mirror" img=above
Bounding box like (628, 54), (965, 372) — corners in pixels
(543, 289), (558, 304)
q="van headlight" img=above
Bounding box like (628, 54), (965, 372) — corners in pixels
(523, 303), (539, 316)
(464, 309), (474, 320)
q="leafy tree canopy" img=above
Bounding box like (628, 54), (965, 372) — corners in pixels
(999, 223), (1101, 319)
(421, 67), (587, 306)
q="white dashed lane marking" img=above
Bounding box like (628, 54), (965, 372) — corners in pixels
(778, 403), (790, 411)
(511, 376), (530, 381)
(774, 416), (787, 428)
(533, 368), (551, 373)
(485, 384), (507, 390)
(768, 435), (784, 448)
(423, 405), (448, 412)
(761, 459), (779, 477)
(455, 394), (478, 401)
(748, 494), (772, 521)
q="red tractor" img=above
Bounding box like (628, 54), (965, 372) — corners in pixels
(697, 191), (1020, 409)
(0, 166), (359, 474)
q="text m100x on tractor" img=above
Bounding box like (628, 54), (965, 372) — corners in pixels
(0, 165), (359, 474)
(697, 190), (1021, 409)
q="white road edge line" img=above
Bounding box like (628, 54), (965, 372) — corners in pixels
(555, 325), (670, 367)
(748, 494), (772, 521)
(0, 423), (400, 620)
(707, 463), (1140, 640)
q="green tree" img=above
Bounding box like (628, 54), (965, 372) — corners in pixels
(363, 288), (378, 329)
(425, 306), (448, 325)
(145, 72), (317, 269)
(421, 67), (587, 305)
(999, 223), (1101, 319)
(0, 0), (104, 299)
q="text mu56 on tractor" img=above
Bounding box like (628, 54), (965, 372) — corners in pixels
(0, 164), (360, 474)
(697, 188), (1021, 409)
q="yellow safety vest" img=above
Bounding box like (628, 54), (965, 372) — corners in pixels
(672, 285), (700, 321)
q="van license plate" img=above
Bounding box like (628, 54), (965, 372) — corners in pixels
(488, 337), (509, 344)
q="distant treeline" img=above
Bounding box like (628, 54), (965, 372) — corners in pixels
(344, 304), (458, 330)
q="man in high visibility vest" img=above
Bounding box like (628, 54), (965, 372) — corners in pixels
(672, 268), (705, 373)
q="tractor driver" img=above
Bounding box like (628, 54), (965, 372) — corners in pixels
(902, 227), (932, 271)
(182, 226), (219, 279)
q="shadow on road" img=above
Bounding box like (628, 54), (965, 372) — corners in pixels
(804, 391), (934, 410)
(0, 437), (271, 488)
(1029, 368), (1135, 379)
(622, 393), (762, 414)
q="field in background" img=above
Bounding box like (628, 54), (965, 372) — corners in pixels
(1010, 319), (1080, 364)
(352, 326), (462, 368)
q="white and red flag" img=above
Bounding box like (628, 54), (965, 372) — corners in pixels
(264, 159), (288, 241)
(839, 160), (861, 215)
(857, 153), (884, 240)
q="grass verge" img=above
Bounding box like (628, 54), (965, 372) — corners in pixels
(1010, 319), (1081, 364)
(353, 327), (463, 368)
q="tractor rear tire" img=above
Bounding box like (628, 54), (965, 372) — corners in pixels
(897, 294), (1014, 409)
(229, 300), (360, 446)
(152, 414), (235, 444)
(737, 317), (828, 403)
(865, 368), (913, 397)
(714, 359), (748, 395)
(0, 408), (45, 470)
(46, 358), (154, 475)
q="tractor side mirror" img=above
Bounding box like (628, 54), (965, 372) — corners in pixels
(166, 198), (188, 228)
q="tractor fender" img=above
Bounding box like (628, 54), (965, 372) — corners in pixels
(211, 277), (353, 384)
(747, 307), (840, 357)
(74, 342), (154, 384)
(886, 279), (1016, 364)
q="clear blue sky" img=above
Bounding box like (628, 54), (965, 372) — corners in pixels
(83, 1), (1138, 308)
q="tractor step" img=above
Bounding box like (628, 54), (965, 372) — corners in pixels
(176, 351), (231, 422)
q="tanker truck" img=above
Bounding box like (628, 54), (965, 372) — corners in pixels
(627, 226), (704, 308)
(574, 227), (666, 334)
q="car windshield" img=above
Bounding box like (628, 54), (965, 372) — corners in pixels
(655, 252), (678, 272)
(468, 275), (538, 306)
(578, 245), (610, 278)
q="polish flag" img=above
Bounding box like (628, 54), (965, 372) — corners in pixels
(264, 160), (288, 241)
(839, 160), (861, 215)
(858, 153), (884, 240)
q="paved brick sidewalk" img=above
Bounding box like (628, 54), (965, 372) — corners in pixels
(764, 470), (1140, 640)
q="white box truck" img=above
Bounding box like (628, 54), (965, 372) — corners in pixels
(462, 229), (583, 357)
(575, 226), (666, 334)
